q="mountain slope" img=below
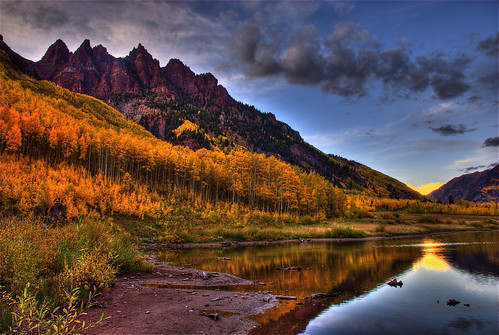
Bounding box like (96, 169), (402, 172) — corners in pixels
(0, 36), (423, 200)
(428, 165), (499, 203)
(0, 49), (355, 218)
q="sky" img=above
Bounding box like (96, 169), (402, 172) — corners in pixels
(1, 0), (498, 192)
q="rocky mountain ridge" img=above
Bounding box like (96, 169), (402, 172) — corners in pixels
(428, 165), (499, 203)
(0, 35), (423, 199)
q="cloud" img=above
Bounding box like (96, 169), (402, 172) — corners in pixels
(282, 25), (325, 85)
(476, 33), (499, 57)
(482, 136), (499, 147)
(460, 163), (496, 173)
(3, 2), (69, 30)
(429, 124), (476, 136)
(417, 54), (471, 99)
(229, 20), (472, 99)
(334, 2), (356, 17)
(460, 165), (486, 173)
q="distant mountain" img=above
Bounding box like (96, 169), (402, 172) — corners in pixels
(428, 165), (499, 203)
(0, 35), (423, 200)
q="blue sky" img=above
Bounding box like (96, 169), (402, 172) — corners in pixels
(1, 0), (498, 191)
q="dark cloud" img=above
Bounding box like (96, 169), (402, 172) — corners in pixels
(229, 20), (472, 99)
(4, 2), (69, 30)
(417, 54), (472, 99)
(429, 124), (477, 136)
(231, 13), (282, 77)
(478, 73), (498, 86)
(482, 136), (499, 147)
(281, 25), (325, 85)
(460, 163), (497, 173)
(477, 33), (499, 57)
(461, 165), (486, 173)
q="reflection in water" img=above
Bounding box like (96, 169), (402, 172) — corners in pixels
(300, 232), (498, 335)
(158, 232), (499, 335)
(412, 239), (450, 272)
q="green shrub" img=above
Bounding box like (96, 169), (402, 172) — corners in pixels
(216, 227), (247, 241)
(297, 215), (318, 226)
(326, 227), (367, 238)
(417, 216), (437, 224)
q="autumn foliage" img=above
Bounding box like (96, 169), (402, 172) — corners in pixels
(0, 52), (349, 220)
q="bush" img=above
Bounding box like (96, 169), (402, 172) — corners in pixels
(326, 227), (367, 238)
(216, 227), (247, 241)
(380, 212), (395, 220)
(375, 223), (386, 233)
(297, 215), (318, 226)
(417, 216), (438, 224)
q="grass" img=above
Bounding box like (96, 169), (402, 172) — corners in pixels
(142, 210), (499, 244)
(0, 215), (151, 332)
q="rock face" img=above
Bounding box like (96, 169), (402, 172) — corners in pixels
(428, 165), (499, 203)
(0, 36), (424, 199)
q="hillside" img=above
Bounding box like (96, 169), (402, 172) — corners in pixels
(428, 165), (499, 203)
(0, 35), (423, 200)
(0, 48), (357, 220)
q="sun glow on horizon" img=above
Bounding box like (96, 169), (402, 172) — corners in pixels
(408, 182), (444, 195)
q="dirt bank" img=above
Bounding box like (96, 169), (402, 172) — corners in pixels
(81, 260), (276, 335)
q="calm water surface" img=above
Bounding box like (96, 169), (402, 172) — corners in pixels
(158, 231), (499, 334)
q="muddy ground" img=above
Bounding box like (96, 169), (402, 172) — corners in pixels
(81, 260), (276, 335)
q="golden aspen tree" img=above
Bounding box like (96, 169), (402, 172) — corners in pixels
(6, 124), (22, 152)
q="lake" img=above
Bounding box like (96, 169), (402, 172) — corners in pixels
(158, 231), (499, 334)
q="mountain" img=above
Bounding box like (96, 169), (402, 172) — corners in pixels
(0, 36), (423, 200)
(428, 165), (499, 203)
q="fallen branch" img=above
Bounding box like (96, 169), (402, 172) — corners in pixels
(199, 310), (220, 321)
(275, 295), (297, 300)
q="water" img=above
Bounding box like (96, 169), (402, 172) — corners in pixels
(158, 231), (499, 334)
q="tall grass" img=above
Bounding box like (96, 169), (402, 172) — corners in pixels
(0, 215), (150, 332)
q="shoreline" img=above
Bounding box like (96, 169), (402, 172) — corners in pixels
(83, 229), (498, 335)
(142, 229), (499, 250)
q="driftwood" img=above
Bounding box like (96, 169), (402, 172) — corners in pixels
(276, 266), (301, 271)
(261, 296), (272, 302)
(275, 295), (297, 300)
(387, 278), (403, 287)
(194, 271), (218, 280)
(199, 310), (220, 321)
(211, 296), (225, 302)
(447, 299), (460, 306)
(306, 293), (333, 300)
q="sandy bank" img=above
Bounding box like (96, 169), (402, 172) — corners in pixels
(81, 261), (276, 335)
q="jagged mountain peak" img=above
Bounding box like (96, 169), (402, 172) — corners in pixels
(127, 43), (158, 64)
(75, 39), (93, 56)
(40, 39), (70, 63)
